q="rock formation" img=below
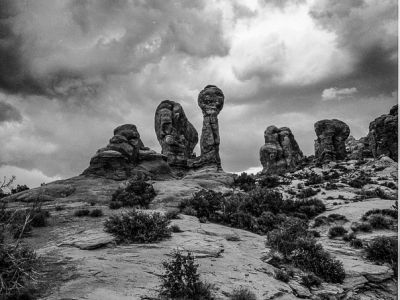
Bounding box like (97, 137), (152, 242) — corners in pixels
(345, 135), (372, 160)
(154, 100), (198, 168)
(314, 119), (350, 162)
(367, 105), (398, 162)
(259, 126), (303, 174)
(82, 124), (170, 180)
(188, 85), (224, 170)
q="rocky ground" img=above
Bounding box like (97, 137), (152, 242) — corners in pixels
(2, 158), (398, 300)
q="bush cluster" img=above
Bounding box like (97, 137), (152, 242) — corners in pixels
(159, 251), (214, 300)
(304, 172), (324, 186)
(266, 218), (345, 283)
(274, 269), (291, 282)
(180, 188), (325, 235)
(229, 287), (257, 300)
(301, 273), (322, 288)
(258, 175), (291, 188)
(365, 236), (397, 275)
(104, 210), (171, 243)
(233, 172), (256, 192)
(348, 172), (372, 188)
(328, 226), (348, 238)
(296, 187), (319, 199)
(110, 179), (156, 209)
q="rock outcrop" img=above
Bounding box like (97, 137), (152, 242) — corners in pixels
(314, 119), (350, 162)
(367, 105), (398, 162)
(154, 100), (198, 168)
(259, 126), (303, 174)
(82, 124), (170, 180)
(345, 135), (372, 160)
(189, 85), (224, 170)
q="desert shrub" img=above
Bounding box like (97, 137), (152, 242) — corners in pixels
(180, 189), (223, 219)
(274, 269), (290, 282)
(74, 209), (90, 217)
(351, 222), (372, 233)
(267, 218), (345, 283)
(349, 238), (363, 248)
(30, 209), (50, 227)
(282, 198), (326, 219)
(0, 241), (39, 298)
(313, 216), (328, 227)
(244, 188), (284, 215)
(343, 232), (356, 242)
(328, 213), (348, 222)
(258, 175), (291, 188)
(304, 172), (323, 186)
(291, 239), (346, 283)
(381, 181), (397, 190)
(256, 212), (286, 233)
(109, 201), (123, 210)
(301, 273), (322, 288)
(328, 226), (347, 238)
(362, 209), (397, 220)
(365, 236), (397, 275)
(10, 184), (30, 194)
(89, 209), (103, 218)
(170, 224), (182, 233)
(367, 214), (392, 229)
(323, 170), (340, 181)
(234, 172), (256, 192)
(165, 210), (180, 220)
(297, 187), (319, 199)
(325, 182), (338, 190)
(104, 210), (171, 243)
(159, 251), (214, 300)
(110, 179), (156, 208)
(229, 287), (257, 300)
(348, 172), (372, 188)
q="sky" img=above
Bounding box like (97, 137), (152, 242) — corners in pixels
(0, 0), (397, 187)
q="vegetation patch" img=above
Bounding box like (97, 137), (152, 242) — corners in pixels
(365, 236), (397, 275)
(159, 251), (214, 300)
(110, 178), (156, 209)
(233, 172), (256, 192)
(104, 210), (171, 243)
(229, 287), (257, 300)
(328, 226), (348, 239)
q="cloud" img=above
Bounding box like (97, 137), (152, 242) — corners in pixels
(322, 87), (358, 101)
(0, 165), (61, 188)
(0, 101), (22, 123)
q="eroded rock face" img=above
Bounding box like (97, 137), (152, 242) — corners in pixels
(259, 126), (303, 174)
(82, 124), (169, 180)
(314, 119), (350, 162)
(346, 135), (372, 160)
(368, 105), (398, 162)
(189, 85), (224, 170)
(155, 100), (198, 168)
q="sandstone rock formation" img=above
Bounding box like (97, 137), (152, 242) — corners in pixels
(314, 119), (350, 162)
(345, 135), (372, 160)
(154, 100), (198, 168)
(367, 105), (398, 161)
(188, 85), (224, 170)
(82, 124), (170, 180)
(259, 126), (303, 174)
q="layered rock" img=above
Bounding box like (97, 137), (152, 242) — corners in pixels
(345, 135), (372, 160)
(259, 126), (303, 174)
(188, 85), (224, 170)
(314, 119), (350, 162)
(367, 105), (398, 161)
(154, 100), (198, 168)
(82, 124), (170, 180)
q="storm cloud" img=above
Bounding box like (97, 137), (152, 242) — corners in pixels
(0, 0), (397, 186)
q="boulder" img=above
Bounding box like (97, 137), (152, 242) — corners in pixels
(314, 119), (350, 162)
(367, 105), (398, 161)
(82, 124), (170, 180)
(155, 100), (198, 168)
(188, 85), (224, 170)
(259, 126), (303, 174)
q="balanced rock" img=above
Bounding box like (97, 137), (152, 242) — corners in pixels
(314, 119), (350, 162)
(189, 85), (224, 170)
(367, 105), (398, 161)
(345, 135), (372, 160)
(82, 124), (169, 180)
(259, 126), (303, 174)
(154, 100), (198, 168)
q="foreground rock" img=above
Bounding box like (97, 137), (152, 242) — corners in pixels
(154, 100), (198, 168)
(189, 85), (225, 170)
(260, 126), (303, 175)
(368, 105), (398, 162)
(314, 119), (350, 162)
(82, 124), (171, 180)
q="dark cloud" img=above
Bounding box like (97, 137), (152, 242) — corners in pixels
(0, 100), (22, 123)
